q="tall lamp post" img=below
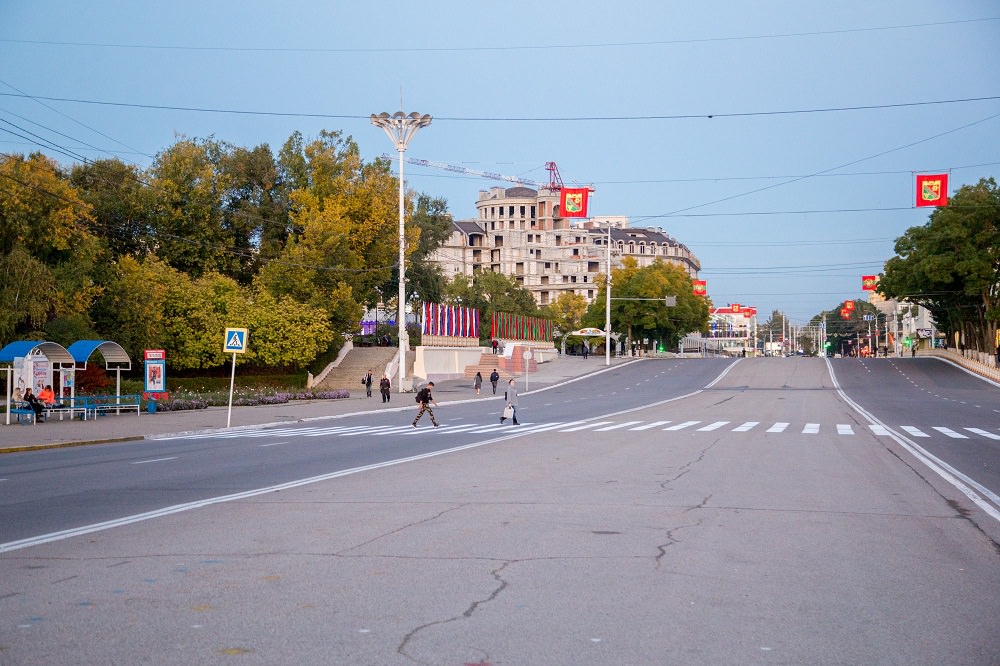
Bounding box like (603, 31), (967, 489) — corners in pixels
(370, 111), (432, 392)
(605, 222), (612, 366)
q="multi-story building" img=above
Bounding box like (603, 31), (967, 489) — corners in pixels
(430, 185), (701, 306)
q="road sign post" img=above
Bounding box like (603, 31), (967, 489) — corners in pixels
(224, 328), (248, 427)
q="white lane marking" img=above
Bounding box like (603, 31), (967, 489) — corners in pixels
(664, 421), (700, 431)
(732, 422), (759, 432)
(932, 427), (968, 439)
(869, 425), (892, 436)
(697, 421), (730, 432)
(767, 422), (789, 433)
(837, 424), (854, 435)
(965, 428), (1000, 440)
(131, 457), (178, 465)
(559, 421), (614, 432)
(629, 420), (672, 431)
(259, 441), (290, 447)
(901, 426), (929, 438)
(594, 421), (642, 431)
(802, 423), (820, 434)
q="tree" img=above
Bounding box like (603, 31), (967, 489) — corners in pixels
(403, 193), (452, 305)
(70, 158), (157, 260)
(0, 153), (102, 341)
(879, 178), (1000, 351)
(540, 292), (588, 346)
(584, 258), (709, 352)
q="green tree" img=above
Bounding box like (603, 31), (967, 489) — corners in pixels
(879, 178), (1000, 351)
(584, 258), (709, 352)
(403, 193), (452, 305)
(70, 158), (157, 260)
(540, 291), (588, 345)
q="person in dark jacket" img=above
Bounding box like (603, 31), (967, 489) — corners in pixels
(23, 388), (45, 422)
(362, 369), (374, 398)
(412, 382), (439, 427)
(489, 369), (500, 395)
(379, 374), (391, 403)
(474, 371), (483, 395)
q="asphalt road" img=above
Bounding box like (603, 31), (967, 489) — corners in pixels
(1, 357), (998, 665)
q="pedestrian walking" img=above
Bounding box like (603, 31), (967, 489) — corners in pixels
(474, 371), (482, 395)
(362, 369), (374, 397)
(379, 374), (391, 403)
(489, 369), (500, 394)
(500, 378), (520, 425)
(412, 381), (439, 427)
(492, 339), (498, 355)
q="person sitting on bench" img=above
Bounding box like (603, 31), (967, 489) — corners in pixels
(38, 384), (60, 408)
(23, 388), (45, 422)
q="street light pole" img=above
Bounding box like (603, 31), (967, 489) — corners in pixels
(605, 222), (612, 367)
(370, 111), (432, 392)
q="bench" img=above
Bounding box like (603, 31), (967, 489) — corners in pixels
(80, 394), (142, 418)
(43, 405), (89, 421)
(10, 401), (37, 425)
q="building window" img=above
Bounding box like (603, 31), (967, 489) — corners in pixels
(530, 205), (536, 218)
(520, 205), (526, 217)
(509, 206), (515, 217)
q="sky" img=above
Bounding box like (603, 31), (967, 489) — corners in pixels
(2, 1), (998, 324)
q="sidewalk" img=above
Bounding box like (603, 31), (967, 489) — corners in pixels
(0, 355), (630, 453)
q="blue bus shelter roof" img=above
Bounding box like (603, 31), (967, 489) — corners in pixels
(0, 340), (75, 366)
(66, 340), (132, 368)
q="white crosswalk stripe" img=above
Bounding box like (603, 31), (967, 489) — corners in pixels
(628, 420), (672, 431)
(664, 421), (701, 431)
(767, 422), (789, 433)
(697, 421), (730, 431)
(594, 421), (643, 431)
(559, 421), (614, 432)
(932, 427), (968, 439)
(964, 427), (1000, 440)
(901, 426), (929, 437)
(837, 424), (854, 435)
(732, 422), (759, 432)
(869, 425), (892, 436)
(803, 423), (820, 434)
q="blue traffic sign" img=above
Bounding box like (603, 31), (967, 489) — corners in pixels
(224, 327), (248, 353)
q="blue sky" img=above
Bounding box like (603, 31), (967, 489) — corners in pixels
(2, 2), (998, 324)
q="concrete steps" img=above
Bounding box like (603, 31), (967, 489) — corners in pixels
(315, 346), (398, 392)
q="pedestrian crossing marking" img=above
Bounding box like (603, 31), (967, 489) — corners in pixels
(932, 427), (968, 439)
(155, 419), (1000, 442)
(629, 420), (672, 431)
(964, 428), (1000, 440)
(664, 421), (701, 431)
(594, 421), (643, 431)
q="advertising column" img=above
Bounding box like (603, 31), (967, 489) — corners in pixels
(144, 349), (167, 413)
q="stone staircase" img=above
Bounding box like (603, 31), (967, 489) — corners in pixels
(315, 346), (399, 393)
(462, 345), (538, 380)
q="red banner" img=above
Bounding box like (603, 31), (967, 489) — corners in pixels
(840, 308), (851, 319)
(559, 188), (590, 218)
(861, 275), (877, 291)
(844, 300), (855, 311)
(692, 279), (707, 296)
(916, 173), (948, 207)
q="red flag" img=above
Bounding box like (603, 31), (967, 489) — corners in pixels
(731, 303), (741, 314)
(559, 188), (590, 218)
(840, 308), (851, 319)
(916, 173), (948, 207)
(692, 279), (707, 296)
(844, 300), (855, 311)
(861, 275), (877, 291)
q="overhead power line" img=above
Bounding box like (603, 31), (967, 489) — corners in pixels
(0, 91), (997, 123)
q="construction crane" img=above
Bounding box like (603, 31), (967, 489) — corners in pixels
(383, 154), (567, 191)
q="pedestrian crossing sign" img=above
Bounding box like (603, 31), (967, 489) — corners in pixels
(224, 327), (248, 354)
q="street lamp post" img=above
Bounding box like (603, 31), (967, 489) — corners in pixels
(605, 222), (612, 367)
(370, 111), (432, 392)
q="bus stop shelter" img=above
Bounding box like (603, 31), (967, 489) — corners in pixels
(0, 341), (76, 426)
